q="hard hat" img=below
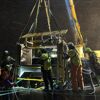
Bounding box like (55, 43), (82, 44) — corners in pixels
(84, 47), (92, 53)
(3, 50), (9, 57)
(41, 53), (48, 60)
(4, 50), (9, 55)
(67, 42), (75, 49)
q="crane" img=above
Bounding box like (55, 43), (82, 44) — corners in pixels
(65, 0), (84, 58)
(18, 0), (84, 87)
(19, 0), (84, 57)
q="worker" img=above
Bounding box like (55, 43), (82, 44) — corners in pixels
(84, 47), (99, 85)
(0, 50), (15, 87)
(40, 49), (53, 91)
(0, 50), (15, 67)
(84, 47), (98, 70)
(67, 42), (84, 93)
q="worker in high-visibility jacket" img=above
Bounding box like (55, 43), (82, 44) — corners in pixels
(84, 47), (99, 85)
(41, 49), (53, 91)
(67, 42), (84, 93)
(84, 47), (98, 67)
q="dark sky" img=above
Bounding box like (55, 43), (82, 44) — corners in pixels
(0, 0), (34, 55)
(0, 0), (69, 55)
(0, 0), (100, 56)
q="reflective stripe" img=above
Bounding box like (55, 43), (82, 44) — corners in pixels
(17, 78), (43, 82)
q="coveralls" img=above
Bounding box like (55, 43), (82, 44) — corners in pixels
(68, 49), (84, 92)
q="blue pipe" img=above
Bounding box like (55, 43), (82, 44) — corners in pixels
(64, 0), (75, 32)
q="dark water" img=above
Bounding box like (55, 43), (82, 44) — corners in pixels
(1, 87), (100, 100)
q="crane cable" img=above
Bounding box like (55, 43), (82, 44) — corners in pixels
(49, 9), (63, 38)
(44, 0), (52, 38)
(43, 0), (68, 44)
(18, 0), (38, 42)
(69, 0), (83, 44)
(29, 0), (41, 33)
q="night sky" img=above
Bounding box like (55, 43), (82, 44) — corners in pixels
(0, 0), (100, 56)
(0, 0), (69, 56)
(0, 0), (33, 55)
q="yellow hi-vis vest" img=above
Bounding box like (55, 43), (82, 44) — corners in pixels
(41, 53), (51, 70)
(68, 49), (82, 66)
